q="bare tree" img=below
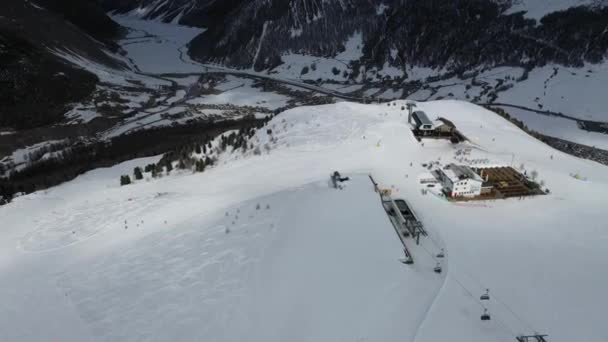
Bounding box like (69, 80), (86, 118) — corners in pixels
(531, 170), (538, 181)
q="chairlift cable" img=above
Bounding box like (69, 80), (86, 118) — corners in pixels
(459, 266), (536, 333)
(449, 274), (520, 338)
(415, 213), (534, 338)
(413, 232), (522, 340)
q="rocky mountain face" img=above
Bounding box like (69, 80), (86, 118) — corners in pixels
(100, 0), (608, 75)
(0, 0), (125, 130)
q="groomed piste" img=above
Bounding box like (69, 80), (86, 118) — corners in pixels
(1, 100), (607, 342)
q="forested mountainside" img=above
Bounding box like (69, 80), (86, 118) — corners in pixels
(33, 0), (125, 47)
(100, 0), (608, 73)
(0, 0), (125, 130)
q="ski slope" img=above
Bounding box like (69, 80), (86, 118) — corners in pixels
(1, 100), (607, 342)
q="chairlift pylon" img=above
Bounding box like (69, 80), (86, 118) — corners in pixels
(401, 249), (413, 265)
(480, 288), (490, 301)
(433, 262), (442, 274)
(481, 308), (491, 321)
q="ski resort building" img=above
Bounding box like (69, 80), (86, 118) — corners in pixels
(408, 111), (466, 142)
(434, 117), (456, 134)
(411, 111), (433, 131)
(435, 164), (484, 198)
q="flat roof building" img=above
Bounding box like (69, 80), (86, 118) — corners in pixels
(412, 111), (433, 130)
(435, 164), (484, 198)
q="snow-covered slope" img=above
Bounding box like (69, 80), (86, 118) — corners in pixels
(505, 0), (604, 19)
(1, 100), (607, 341)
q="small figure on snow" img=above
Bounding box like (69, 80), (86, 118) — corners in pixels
(331, 171), (350, 189)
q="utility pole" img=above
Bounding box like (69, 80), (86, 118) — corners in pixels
(406, 102), (417, 124)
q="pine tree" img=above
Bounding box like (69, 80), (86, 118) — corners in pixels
(195, 160), (205, 172)
(195, 144), (202, 154)
(154, 163), (164, 176)
(134, 167), (143, 180)
(120, 175), (131, 186)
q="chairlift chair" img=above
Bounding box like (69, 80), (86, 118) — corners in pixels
(481, 308), (491, 321)
(436, 248), (445, 258)
(480, 289), (490, 301)
(402, 257), (414, 265)
(434, 262), (442, 274)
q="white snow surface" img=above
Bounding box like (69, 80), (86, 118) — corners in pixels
(1, 139), (67, 173)
(506, 0), (602, 19)
(495, 106), (608, 150)
(496, 63), (608, 122)
(50, 48), (171, 88)
(270, 33), (363, 81)
(112, 15), (205, 74)
(1, 100), (607, 342)
(187, 75), (289, 110)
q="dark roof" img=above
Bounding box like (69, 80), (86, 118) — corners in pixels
(437, 117), (456, 128)
(412, 111), (432, 126)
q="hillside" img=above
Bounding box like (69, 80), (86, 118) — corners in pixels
(101, 0), (608, 71)
(95, 2), (608, 150)
(0, 0), (125, 130)
(1, 100), (606, 341)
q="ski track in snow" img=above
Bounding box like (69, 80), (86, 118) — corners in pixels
(2, 69), (608, 341)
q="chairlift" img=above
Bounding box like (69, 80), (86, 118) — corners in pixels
(436, 248), (445, 258)
(481, 308), (491, 321)
(434, 262), (442, 274)
(480, 289), (490, 301)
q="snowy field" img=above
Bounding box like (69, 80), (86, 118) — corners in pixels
(51, 47), (170, 88)
(505, 0), (600, 19)
(0, 139), (68, 174)
(1, 100), (607, 341)
(187, 75), (289, 110)
(112, 15), (205, 74)
(496, 63), (608, 122)
(496, 106), (608, 150)
(396, 63), (608, 148)
(270, 33), (363, 82)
